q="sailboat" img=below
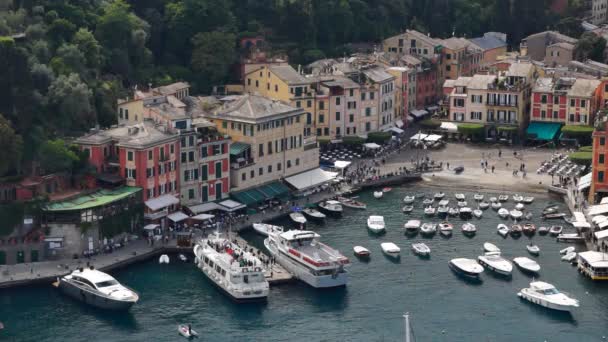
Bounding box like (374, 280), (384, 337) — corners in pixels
(403, 312), (413, 342)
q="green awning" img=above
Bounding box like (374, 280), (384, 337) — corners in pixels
(230, 181), (290, 206)
(526, 122), (562, 141)
(230, 142), (251, 156)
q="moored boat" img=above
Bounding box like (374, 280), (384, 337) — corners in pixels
(489, 196), (498, 203)
(434, 192), (445, 200)
(404, 219), (421, 234)
(526, 244), (540, 256)
(381, 242), (401, 257)
(459, 207), (473, 219)
(403, 195), (415, 204)
(510, 210), (523, 220)
(491, 202), (502, 210)
(56, 267), (139, 310)
(510, 224), (523, 237)
(449, 258), (484, 278)
(549, 225), (563, 236)
(367, 215), (386, 233)
(498, 208), (509, 218)
(513, 194), (524, 202)
(423, 198), (434, 206)
(517, 281), (579, 312)
(515, 203), (525, 211)
(264, 229), (350, 288)
(353, 246), (370, 258)
(473, 209), (483, 219)
(303, 208), (326, 221)
(483, 242), (500, 253)
(289, 212), (307, 225)
(478, 251), (513, 276)
(382, 187), (392, 193)
(497, 224), (509, 237)
(424, 206), (436, 216)
(412, 243), (431, 257)
(194, 233), (269, 301)
(455, 193), (466, 200)
(437, 206), (449, 218)
(513, 257), (541, 274)
(561, 252), (577, 262)
(402, 205), (414, 213)
(318, 200), (343, 216)
(462, 222), (477, 236)
(337, 196), (367, 209)
(420, 222), (437, 236)
(439, 221), (453, 236)
(474, 194), (484, 201)
(498, 195), (509, 202)
(522, 223), (536, 235)
(560, 246), (575, 255)
(557, 233), (585, 243)
(457, 201), (468, 208)
(373, 191), (384, 199)
(178, 324), (198, 338)
(448, 207), (459, 216)
(479, 201), (490, 210)
(438, 199), (450, 207)
(252, 223), (283, 237)
(538, 226), (549, 235)
(523, 196), (534, 204)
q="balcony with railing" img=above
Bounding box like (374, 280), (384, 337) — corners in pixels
(231, 158), (255, 170)
(144, 208), (168, 220)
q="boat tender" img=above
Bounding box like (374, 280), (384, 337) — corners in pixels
(381, 242), (400, 257)
(353, 246), (370, 258)
(318, 200), (343, 215)
(337, 196), (367, 209)
(513, 257), (540, 274)
(527, 244), (540, 256)
(412, 243), (431, 257)
(483, 242), (500, 253)
(367, 215), (386, 233)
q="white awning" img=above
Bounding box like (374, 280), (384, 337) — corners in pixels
(334, 160), (352, 169)
(440, 122), (459, 132)
(191, 214), (214, 221)
(189, 202), (221, 214)
(573, 221), (591, 229)
(395, 119), (404, 128)
(363, 143), (381, 149)
(424, 134), (443, 142)
(145, 194), (179, 211)
(143, 224), (159, 230)
(387, 127), (404, 134)
(284, 168), (338, 190)
(593, 215), (608, 224)
(44, 237), (64, 242)
(599, 220), (608, 229)
(410, 133), (429, 141)
(589, 204), (608, 216)
(596, 230), (608, 240)
(219, 199), (246, 212)
(602, 197), (608, 205)
(573, 211), (587, 222)
(409, 109), (428, 118)
(167, 211), (189, 222)
(579, 172), (592, 191)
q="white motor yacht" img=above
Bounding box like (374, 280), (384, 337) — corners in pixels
(367, 216), (386, 233)
(381, 242), (401, 257)
(497, 224), (509, 237)
(478, 252), (513, 276)
(420, 223), (437, 236)
(437, 206), (449, 217)
(289, 212), (307, 225)
(483, 242), (501, 253)
(303, 208), (327, 221)
(264, 230), (350, 288)
(438, 199), (450, 207)
(404, 220), (421, 233)
(498, 195), (509, 202)
(498, 208), (509, 218)
(455, 193), (466, 200)
(448, 207), (459, 216)
(439, 221), (453, 236)
(479, 201), (490, 210)
(449, 258), (484, 278)
(56, 267), (139, 310)
(517, 281), (579, 312)
(462, 222), (477, 236)
(510, 210), (523, 220)
(252, 223), (283, 237)
(513, 257), (541, 274)
(474, 194), (484, 201)
(318, 200), (343, 215)
(489, 196), (498, 203)
(526, 244), (540, 256)
(513, 194), (524, 202)
(402, 205), (414, 213)
(412, 243), (431, 257)
(473, 209), (483, 218)
(373, 191), (384, 199)
(403, 195), (415, 204)
(194, 233), (269, 301)
(424, 206), (436, 216)
(491, 202), (502, 210)
(515, 203), (525, 211)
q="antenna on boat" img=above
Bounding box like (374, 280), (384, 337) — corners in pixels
(403, 312), (411, 342)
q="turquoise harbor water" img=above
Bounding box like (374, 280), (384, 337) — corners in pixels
(2, 187), (608, 341)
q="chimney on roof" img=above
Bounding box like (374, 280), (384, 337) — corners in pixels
(298, 64), (301, 74)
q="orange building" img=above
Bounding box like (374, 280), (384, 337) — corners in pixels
(591, 122), (608, 203)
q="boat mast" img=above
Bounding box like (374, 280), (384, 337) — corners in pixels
(403, 312), (411, 342)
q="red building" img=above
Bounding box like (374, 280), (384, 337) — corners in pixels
(531, 77), (601, 126)
(75, 121), (181, 203)
(591, 122), (608, 203)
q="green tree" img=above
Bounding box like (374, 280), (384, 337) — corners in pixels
(38, 139), (79, 174)
(46, 18), (76, 46)
(190, 31), (236, 92)
(72, 28), (101, 70)
(555, 17), (584, 38)
(47, 73), (93, 133)
(575, 32), (607, 62)
(0, 113), (23, 176)
(50, 43), (86, 76)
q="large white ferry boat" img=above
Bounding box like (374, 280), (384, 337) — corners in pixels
(193, 233), (269, 302)
(56, 267), (139, 310)
(264, 229), (349, 288)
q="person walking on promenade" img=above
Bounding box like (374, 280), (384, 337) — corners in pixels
(491, 165), (495, 173)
